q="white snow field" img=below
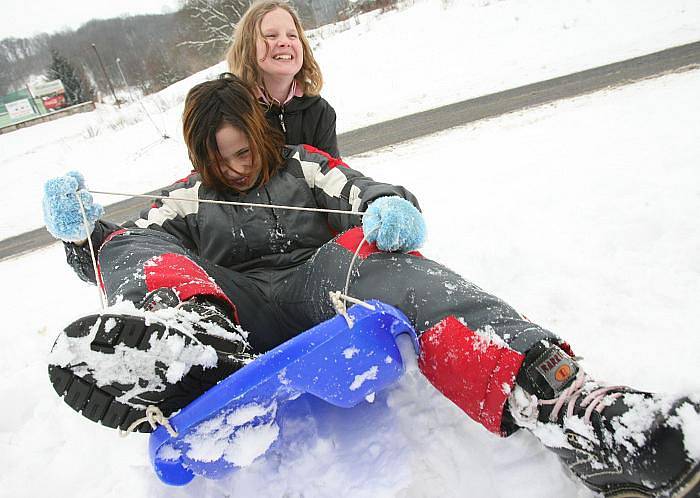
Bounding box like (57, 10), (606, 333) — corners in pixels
(1, 1), (700, 497)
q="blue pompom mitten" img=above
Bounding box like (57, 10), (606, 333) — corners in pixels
(362, 196), (426, 252)
(43, 171), (104, 242)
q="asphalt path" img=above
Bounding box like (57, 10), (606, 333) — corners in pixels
(2, 40), (699, 263)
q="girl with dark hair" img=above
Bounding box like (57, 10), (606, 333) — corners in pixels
(42, 74), (699, 497)
(182, 72), (286, 191)
(227, 0), (339, 157)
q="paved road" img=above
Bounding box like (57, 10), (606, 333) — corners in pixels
(2, 40), (699, 263)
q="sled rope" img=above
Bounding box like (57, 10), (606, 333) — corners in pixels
(120, 405), (178, 438)
(329, 227), (379, 328)
(76, 192), (107, 310)
(87, 190), (366, 217)
(344, 228), (374, 299)
(81, 188), (382, 326)
(329, 291), (375, 328)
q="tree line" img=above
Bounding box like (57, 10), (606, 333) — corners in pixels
(0, 0), (398, 104)
(1, 4), (242, 102)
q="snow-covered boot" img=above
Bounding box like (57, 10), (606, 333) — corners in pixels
(48, 289), (254, 433)
(509, 342), (700, 497)
(140, 288), (251, 359)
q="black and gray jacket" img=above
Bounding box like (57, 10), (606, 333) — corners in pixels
(66, 144), (418, 282)
(263, 95), (339, 158)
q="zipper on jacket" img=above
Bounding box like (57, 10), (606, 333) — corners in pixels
(263, 187), (286, 251)
(278, 106), (287, 133)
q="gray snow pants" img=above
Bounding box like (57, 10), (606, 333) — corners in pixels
(97, 226), (562, 434)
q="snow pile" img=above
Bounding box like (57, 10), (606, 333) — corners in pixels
(319, 0), (700, 131)
(529, 420), (571, 450)
(611, 393), (674, 453)
(149, 301), (250, 345)
(342, 346), (360, 359)
(472, 324), (510, 350)
(671, 402), (700, 460)
(181, 402), (280, 467)
(349, 366), (379, 391)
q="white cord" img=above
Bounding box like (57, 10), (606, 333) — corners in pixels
(343, 228), (376, 298)
(87, 189), (366, 217)
(84, 188), (380, 328)
(119, 405), (178, 438)
(76, 191), (107, 310)
(329, 227), (379, 328)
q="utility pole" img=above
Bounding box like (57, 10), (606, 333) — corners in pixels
(115, 58), (136, 103)
(91, 43), (120, 108)
(116, 56), (169, 139)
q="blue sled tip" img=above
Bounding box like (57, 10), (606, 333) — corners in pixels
(149, 300), (418, 485)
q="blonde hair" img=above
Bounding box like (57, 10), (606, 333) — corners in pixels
(226, 0), (323, 96)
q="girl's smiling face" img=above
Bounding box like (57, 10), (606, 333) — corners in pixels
(256, 8), (303, 80)
(215, 123), (260, 192)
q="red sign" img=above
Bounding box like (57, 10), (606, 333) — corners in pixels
(42, 93), (66, 111)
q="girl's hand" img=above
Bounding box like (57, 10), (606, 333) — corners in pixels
(362, 196), (426, 252)
(43, 171), (103, 243)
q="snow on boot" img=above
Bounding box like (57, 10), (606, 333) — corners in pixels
(48, 291), (254, 433)
(141, 288), (252, 360)
(509, 342), (700, 497)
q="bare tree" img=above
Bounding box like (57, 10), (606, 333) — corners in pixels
(0, 1), (349, 98)
(178, 0), (253, 51)
(0, 12), (222, 98)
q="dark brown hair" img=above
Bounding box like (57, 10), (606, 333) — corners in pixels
(182, 73), (285, 191)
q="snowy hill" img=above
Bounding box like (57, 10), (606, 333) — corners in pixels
(1, 1), (699, 497)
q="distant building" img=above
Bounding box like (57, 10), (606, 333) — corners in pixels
(0, 89), (41, 128)
(30, 80), (68, 112)
(0, 79), (68, 128)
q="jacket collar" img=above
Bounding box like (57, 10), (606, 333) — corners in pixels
(257, 80), (304, 107)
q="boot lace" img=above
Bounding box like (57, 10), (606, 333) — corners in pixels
(540, 373), (625, 423)
(511, 373), (625, 426)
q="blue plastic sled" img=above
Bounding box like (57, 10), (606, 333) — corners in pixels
(148, 300), (418, 485)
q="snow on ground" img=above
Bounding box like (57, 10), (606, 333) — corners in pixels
(1, 62), (699, 497)
(1, 1), (700, 496)
(1, 0), (700, 239)
(319, 0), (700, 130)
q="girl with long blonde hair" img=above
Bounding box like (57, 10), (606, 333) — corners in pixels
(227, 0), (339, 157)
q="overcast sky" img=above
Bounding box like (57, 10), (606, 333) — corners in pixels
(2, 0), (182, 40)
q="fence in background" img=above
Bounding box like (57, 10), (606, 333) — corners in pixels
(0, 101), (95, 135)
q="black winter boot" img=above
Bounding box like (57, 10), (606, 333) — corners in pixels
(509, 342), (700, 497)
(141, 288), (252, 359)
(48, 288), (254, 433)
